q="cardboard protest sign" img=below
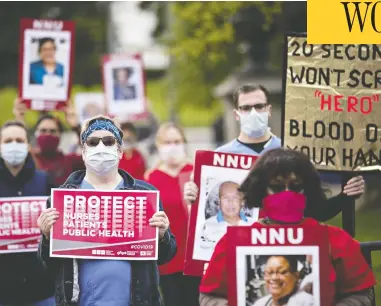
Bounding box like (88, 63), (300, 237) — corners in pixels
(0, 196), (47, 253)
(282, 34), (381, 171)
(50, 189), (159, 260)
(227, 224), (332, 306)
(18, 19), (75, 111)
(102, 53), (147, 121)
(184, 150), (259, 276)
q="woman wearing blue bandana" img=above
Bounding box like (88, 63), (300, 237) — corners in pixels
(36, 115), (177, 306)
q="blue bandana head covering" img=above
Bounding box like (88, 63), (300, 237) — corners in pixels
(81, 119), (123, 145)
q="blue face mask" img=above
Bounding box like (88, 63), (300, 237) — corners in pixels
(238, 109), (269, 138)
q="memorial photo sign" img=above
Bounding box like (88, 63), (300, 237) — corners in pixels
(184, 150), (259, 276)
(227, 224), (332, 306)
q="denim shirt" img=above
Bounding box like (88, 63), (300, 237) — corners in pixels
(78, 179), (132, 306)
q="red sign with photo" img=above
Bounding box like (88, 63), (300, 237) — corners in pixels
(50, 189), (159, 260)
(184, 150), (259, 276)
(18, 18), (75, 111)
(0, 196), (47, 253)
(101, 53), (147, 121)
(226, 223), (332, 306)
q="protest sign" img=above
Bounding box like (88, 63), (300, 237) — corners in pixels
(50, 189), (159, 260)
(74, 92), (107, 125)
(184, 150), (259, 276)
(18, 19), (75, 111)
(0, 196), (47, 253)
(102, 53), (147, 121)
(227, 224), (332, 306)
(282, 34), (381, 171)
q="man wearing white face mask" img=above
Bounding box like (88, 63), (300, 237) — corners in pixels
(37, 115), (176, 306)
(0, 120), (55, 306)
(184, 84), (365, 223)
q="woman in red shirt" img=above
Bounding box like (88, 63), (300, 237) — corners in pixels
(200, 148), (376, 306)
(145, 122), (200, 306)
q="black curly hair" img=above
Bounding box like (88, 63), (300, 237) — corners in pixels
(239, 148), (327, 218)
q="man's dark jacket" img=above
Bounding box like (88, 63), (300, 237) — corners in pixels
(37, 169), (177, 306)
(0, 155), (55, 304)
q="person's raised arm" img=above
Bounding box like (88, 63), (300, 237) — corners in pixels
(312, 176), (365, 222)
(13, 97), (27, 123)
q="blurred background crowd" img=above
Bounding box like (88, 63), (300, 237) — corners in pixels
(0, 1), (379, 298)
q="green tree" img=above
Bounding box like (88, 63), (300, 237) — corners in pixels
(148, 1), (283, 121)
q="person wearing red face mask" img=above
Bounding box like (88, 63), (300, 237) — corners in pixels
(31, 114), (84, 186)
(199, 149), (375, 306)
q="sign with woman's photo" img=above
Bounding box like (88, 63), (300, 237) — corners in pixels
(74, 93), (107, 125)
(102, 53), (146, 120)
(184, 150), (259, 276)
(227, 224), (332, 306)
(18, 19), (75, 111)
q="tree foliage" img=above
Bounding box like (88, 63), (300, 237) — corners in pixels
(151, 1), (283, 117)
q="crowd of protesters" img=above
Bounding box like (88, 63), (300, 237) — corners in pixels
(0, 83), (376, 306)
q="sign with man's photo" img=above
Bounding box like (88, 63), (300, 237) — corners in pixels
(50, 189), (159, 260)
(102, 53), (146, 121)
(18, 18), (75, 111)
(0, 196), (47, 253)
(226, 224), (332, 306)
(184, 150), (259, 276)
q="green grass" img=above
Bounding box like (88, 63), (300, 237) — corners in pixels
(326, 209), (381, 300)
(0, 79), (222, 128)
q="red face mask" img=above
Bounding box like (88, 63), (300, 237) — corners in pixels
(37, 134), (60, 153)
(262, 191), (306, 223)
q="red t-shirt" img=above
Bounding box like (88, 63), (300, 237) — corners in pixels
(145, 164), (193, 275)
(118, 149), (146, 180)
(199, 218), (376, 303)
(32, 150), (84, 186)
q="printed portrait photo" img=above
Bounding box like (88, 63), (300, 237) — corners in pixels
(103, 57), (145, 118)
(236, 246), (320, 306)
(192, 166), (259, 261)
(22, 29), (71, 101)
(74, 93), (106, 124)
(112, 67), (136, 101)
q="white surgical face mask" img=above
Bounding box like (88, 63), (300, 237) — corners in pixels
(85, 144), (119, 175)
(238, 108), (269, 138)
(123, 140), (134, 151)
(1, 142), (28, 166)
(158, 144), (186, 164)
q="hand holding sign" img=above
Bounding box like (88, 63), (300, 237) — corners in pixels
(343, 175), (365, 197)
(184, 181), (199, 205)
(149, 211), (169, 239)
(37, 207), (60, 239)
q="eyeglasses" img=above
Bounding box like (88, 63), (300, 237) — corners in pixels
(264, 270), (291, 277)
(268, 183), (304, 194)
(238, 103), (268, 112)
(85, 136), (117, 147)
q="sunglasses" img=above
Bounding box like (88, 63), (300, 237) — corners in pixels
(85, 136), (117, 147)
(238, 103), (267, 112)
(268, 183), (304, 194)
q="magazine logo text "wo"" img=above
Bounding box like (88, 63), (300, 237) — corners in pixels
(307, 0), (381, 43)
